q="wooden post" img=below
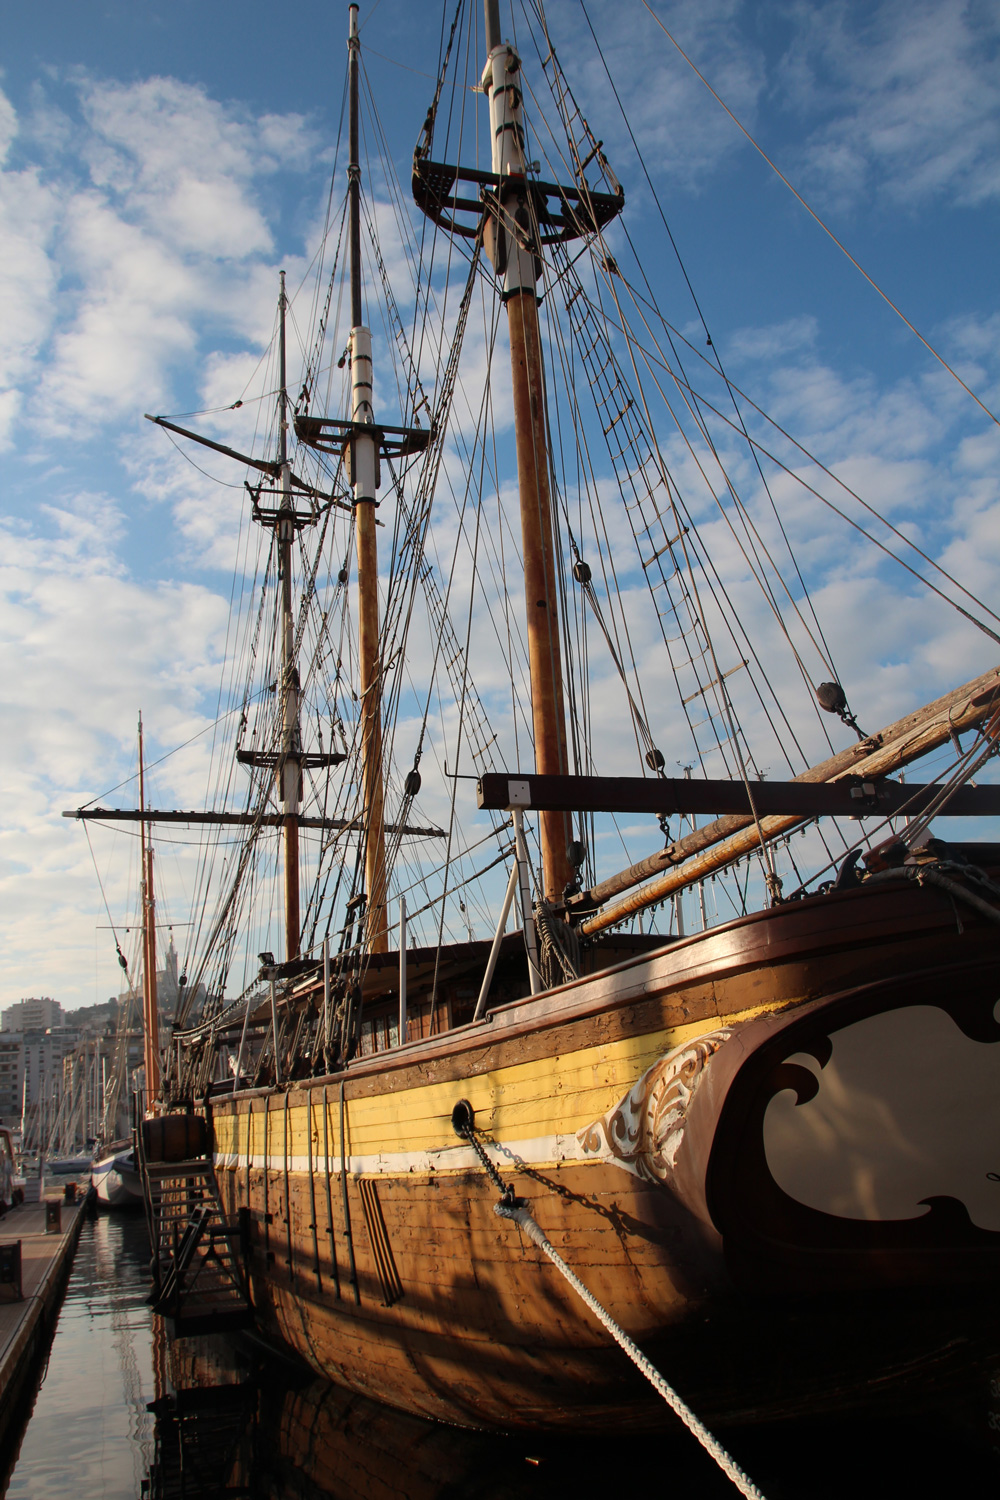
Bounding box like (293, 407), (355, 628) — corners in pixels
(269, 978), (282, 1086)
(513, 808), (542, 994)
(507, 293), (573, 903)
(322, 935), (331, 1059)
(322, 1086), (341, 1299)
(398, 896), (407, 1045)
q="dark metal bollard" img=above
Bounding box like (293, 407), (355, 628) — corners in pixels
(0, 1241), (22, 1299)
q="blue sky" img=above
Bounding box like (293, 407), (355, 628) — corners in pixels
(2, 0), (999, 1010)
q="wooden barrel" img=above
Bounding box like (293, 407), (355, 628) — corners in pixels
(142, 1114), (207, 1163)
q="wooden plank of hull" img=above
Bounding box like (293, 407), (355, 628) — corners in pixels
(224, 1154), (1000, 1430)
(210, 875), (1000, 1429)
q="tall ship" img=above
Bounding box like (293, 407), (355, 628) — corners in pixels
(71, 0), (1000, 1432)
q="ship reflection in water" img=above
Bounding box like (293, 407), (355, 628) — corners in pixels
(4, 1214), (1000, 1499)
(152, 1331), (1000, 1500)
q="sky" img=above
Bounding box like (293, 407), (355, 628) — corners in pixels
(2, 0), (999, 1011)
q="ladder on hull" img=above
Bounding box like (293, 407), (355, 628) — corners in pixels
(144, 1158), (253, 1336)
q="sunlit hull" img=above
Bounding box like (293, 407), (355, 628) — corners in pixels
(208, 873), (1000, 1430)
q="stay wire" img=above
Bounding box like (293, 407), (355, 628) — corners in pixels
(636, 0), (1000, 433)
(577, 0), (836, 676)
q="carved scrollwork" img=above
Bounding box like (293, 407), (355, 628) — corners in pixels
(577, 1028), (732, 1184)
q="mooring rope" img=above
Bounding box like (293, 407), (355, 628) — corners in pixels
(494, 1201), (766, 1500)
(451, 1104), (766, 1498)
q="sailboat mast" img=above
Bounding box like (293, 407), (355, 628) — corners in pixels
(138, 713), (161, 1107)
(483, 0), (573, 905)
(277, 271), (302, 960)
(348, 2), (389, 954)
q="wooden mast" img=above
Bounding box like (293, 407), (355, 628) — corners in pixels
(138, 713), (161, 1108)
(277, 271), (302, 960)
(483, 0), (573, 905)
(348, 2), (389, 953)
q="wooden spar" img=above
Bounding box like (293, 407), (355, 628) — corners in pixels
(61, 808), (446, 836)
(277, 271), (302, 962)
(349, 3), (389, 954)
(579, 663), (1000, 934)
(483, 1), (573, 905)
(138, 714), (161, 1106)
(142, 415), (352, 510)
(477, 770), (1000, 818)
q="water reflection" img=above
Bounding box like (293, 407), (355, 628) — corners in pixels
(152, 1333), (1000, 1500)
(4, 1210), (154, 1499)
(4, 1213), (1000, 1499)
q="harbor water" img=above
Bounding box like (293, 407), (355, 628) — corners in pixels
(1, 1209), (998, 1499)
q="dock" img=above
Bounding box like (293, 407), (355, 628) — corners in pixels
(0, 1193), (87, 1455)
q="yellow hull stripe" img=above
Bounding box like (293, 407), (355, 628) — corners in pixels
(213, 1000), (784, 1176)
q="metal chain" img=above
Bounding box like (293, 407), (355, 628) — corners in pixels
(454, 1115), (516, 1203)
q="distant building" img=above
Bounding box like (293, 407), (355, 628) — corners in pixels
(2, 996), (63, 1033)
(0, 1035), (23, 1125)
(21, 1028), (79, 1110)
(62, 998), (120, 1037)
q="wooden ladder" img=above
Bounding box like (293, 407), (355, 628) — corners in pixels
(145, 1158), (252, 1335)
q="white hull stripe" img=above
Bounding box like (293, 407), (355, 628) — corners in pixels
(214, 1131), (593, 1179)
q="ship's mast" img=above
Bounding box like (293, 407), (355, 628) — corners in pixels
(482, 0), (573, 904)
(277, 272), (303, 960)
(348, 2), (389, 953)
(138, 713), (161, 1107)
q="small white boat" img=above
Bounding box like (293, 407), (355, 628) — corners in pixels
(91, 1144), (143, 1207)
(47, 1151), (94, 1176)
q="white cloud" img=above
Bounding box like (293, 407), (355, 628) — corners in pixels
(781, 0), (1000, 208)
(0, 161), (60, 445)
(77, 75), (312, 257)
(0, 491), (235, 1009)
(0, 74), (322, 437)
(0, 87), (16, 164)
(727, 315), (818, 363)
(538, 0), (766, 192)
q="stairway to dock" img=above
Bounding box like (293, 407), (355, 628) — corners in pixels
(144, 1158), (252, 1336)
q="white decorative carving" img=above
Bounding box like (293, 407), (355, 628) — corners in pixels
(577, 1028), (732, 1183)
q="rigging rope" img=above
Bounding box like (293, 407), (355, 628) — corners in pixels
(636, 0), (1000, 434)
(574, 0), (841, 689)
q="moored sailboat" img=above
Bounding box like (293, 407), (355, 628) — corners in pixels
(71, 0), (1000, 1432)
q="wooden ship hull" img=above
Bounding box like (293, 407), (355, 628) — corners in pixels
(92, 0), (1000, 1445)
(204, 869), (1000, 1431)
